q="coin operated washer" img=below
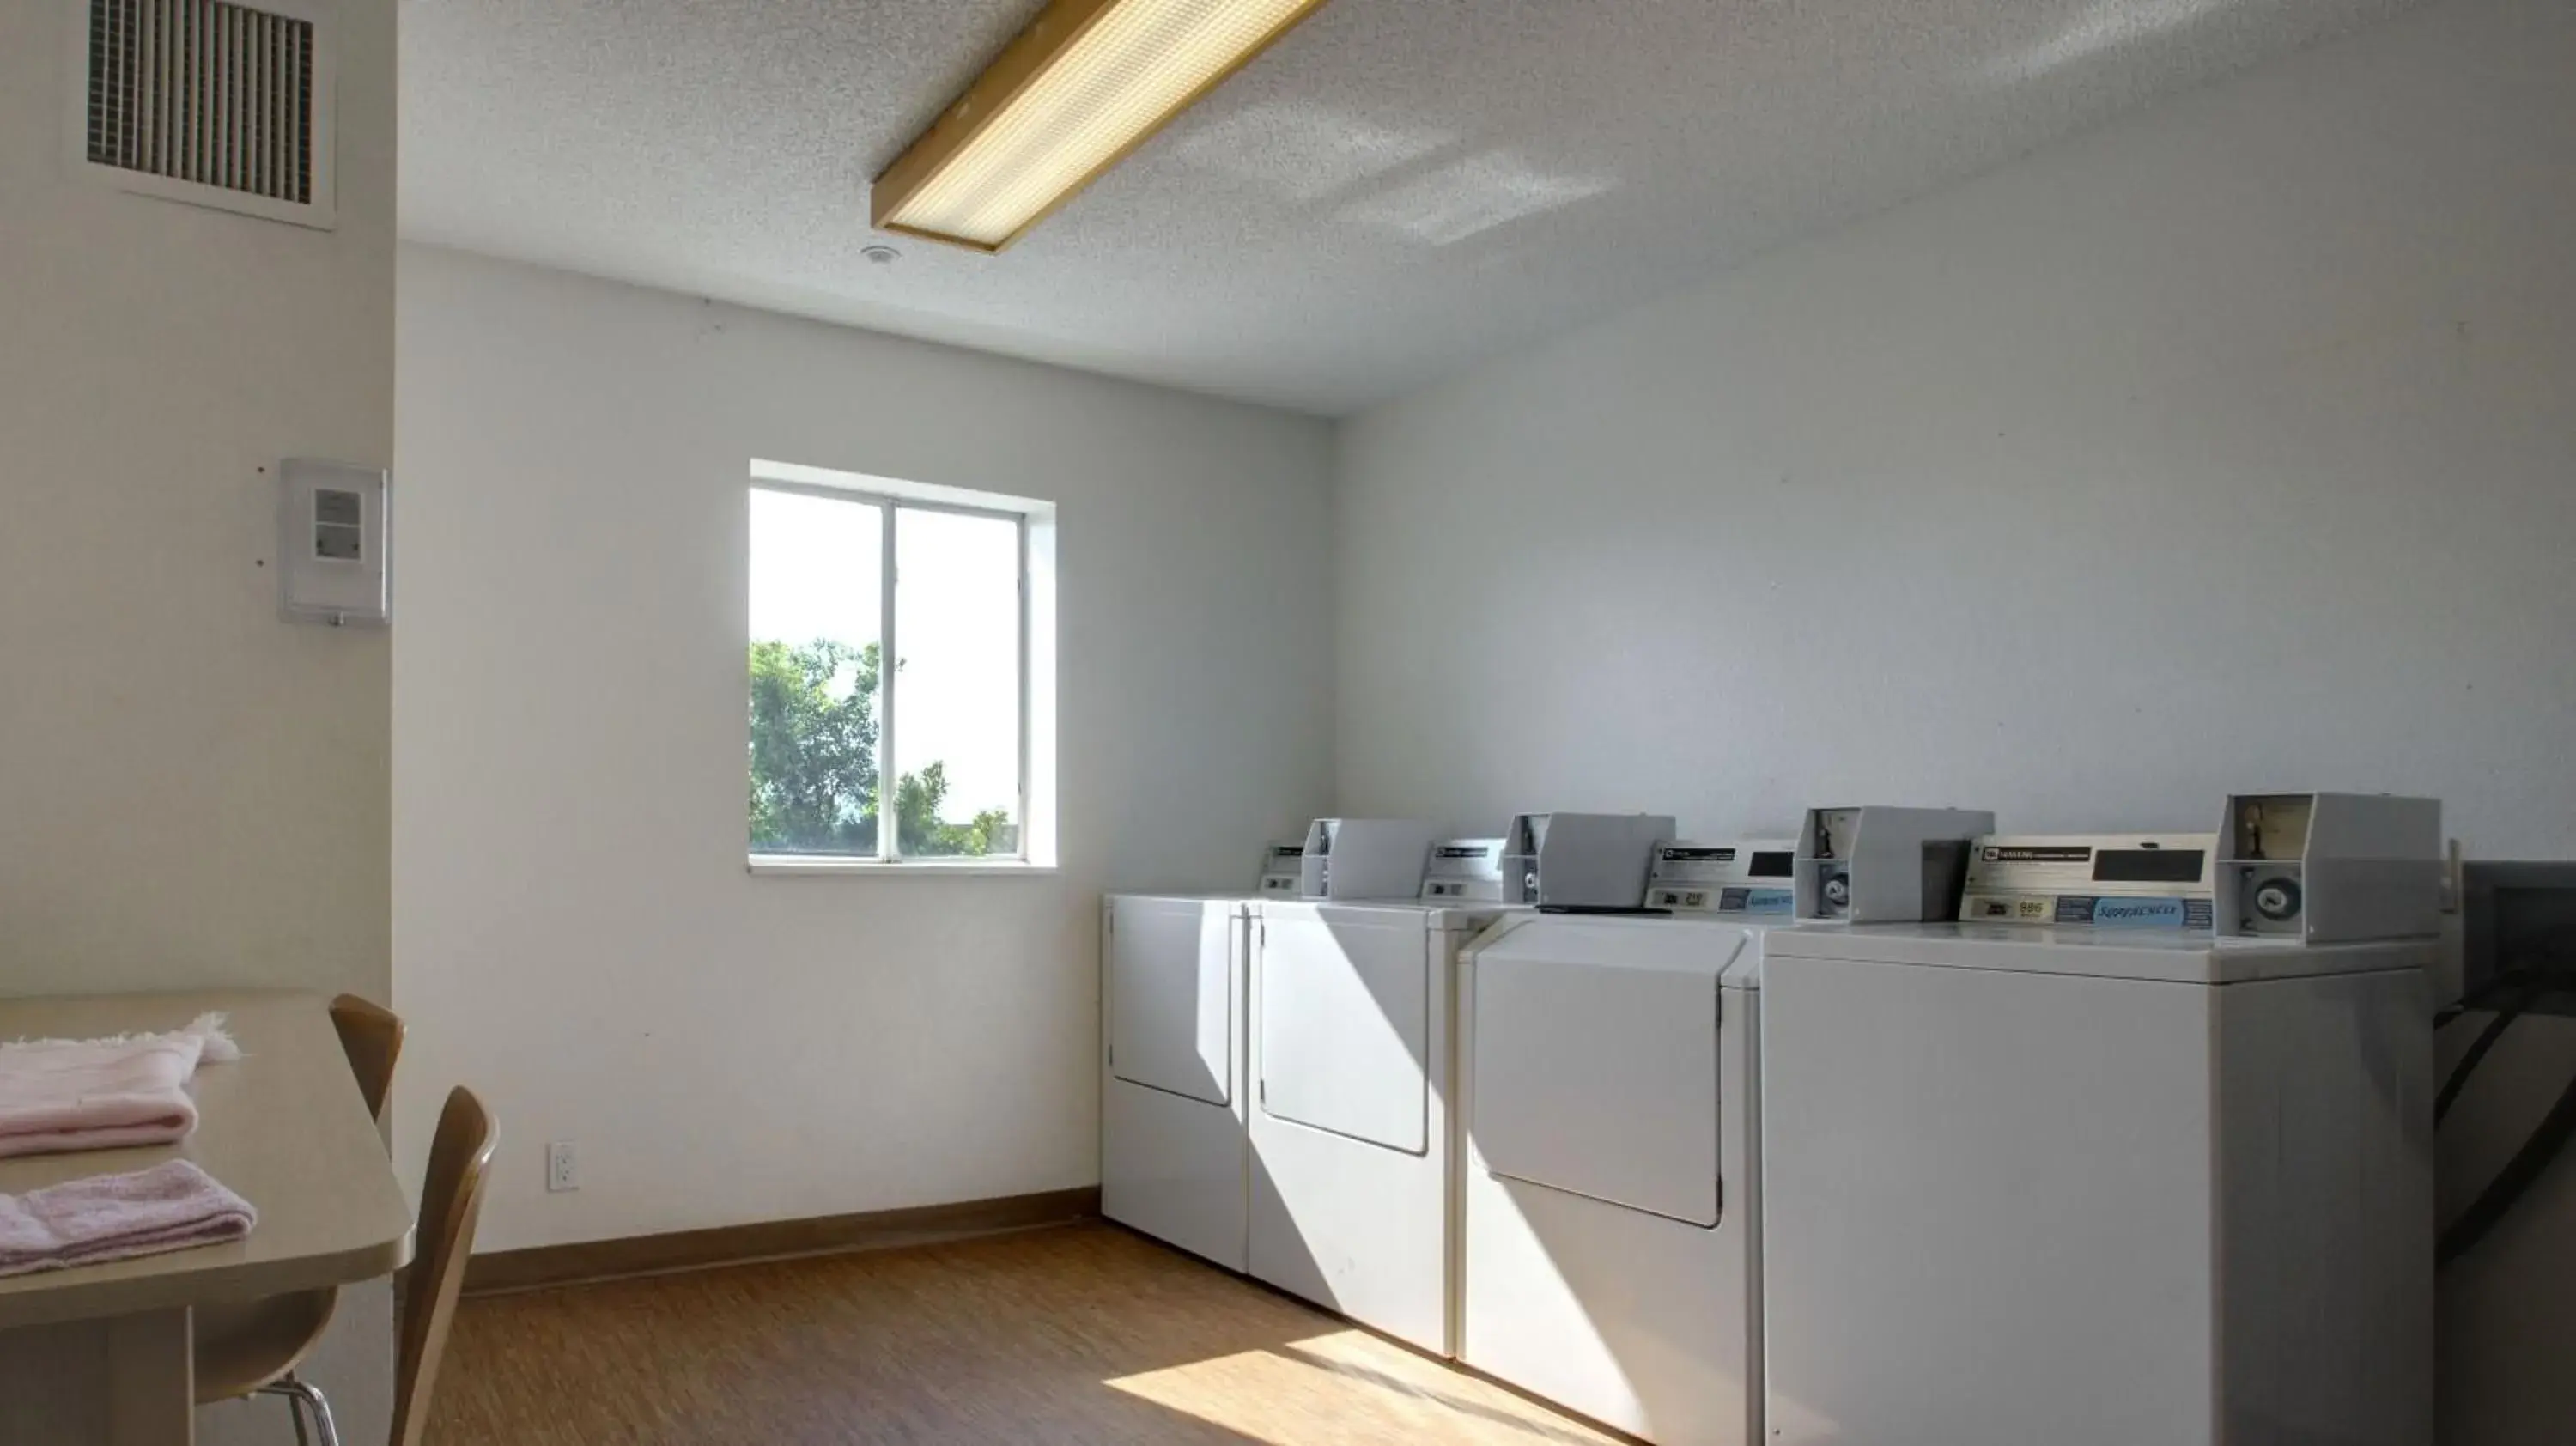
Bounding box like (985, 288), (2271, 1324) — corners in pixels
(1455, 819), (1975, 1446)
(1759, 794), (2442, 1446)
(1250, 815), (1668, 1356)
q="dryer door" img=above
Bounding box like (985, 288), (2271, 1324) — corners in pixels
(1470, 919), (1744, 1225)
(1258, 908), (1429, 1154)
(1107, 896), (1237, 1108)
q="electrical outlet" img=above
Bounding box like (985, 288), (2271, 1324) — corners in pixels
(546, 1140), (579, 1194)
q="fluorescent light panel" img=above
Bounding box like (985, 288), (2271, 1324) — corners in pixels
(873, 0), (1331, 252)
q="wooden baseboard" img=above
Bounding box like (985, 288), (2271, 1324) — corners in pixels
(463, 1186), (1101, 1296)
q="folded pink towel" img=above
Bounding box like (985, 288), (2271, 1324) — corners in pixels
(0, 1159), (257, 1279)
(0, 1013), (240, 1159)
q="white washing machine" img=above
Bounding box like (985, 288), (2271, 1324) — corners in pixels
(1759, 921), (2436, 1446)
(1451, 819), (1996, 1444)
(1457, 908), (1769, 1446)
(1249, 897), (1500, 1353)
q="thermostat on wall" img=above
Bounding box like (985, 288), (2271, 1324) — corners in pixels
(278, 459), (390, 626)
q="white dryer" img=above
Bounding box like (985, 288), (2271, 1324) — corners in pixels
(1759, 922), (2436, 1446)
(1246, 814), (1674, 1354)
(1457, 909), (1769, 1446)
(1249, 898), (1499, 1353)
(1101, 893), (1255, 1270)
(1100, 844), (1303, 1271)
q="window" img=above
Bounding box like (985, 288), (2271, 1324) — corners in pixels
(747, 462), (1055, 869)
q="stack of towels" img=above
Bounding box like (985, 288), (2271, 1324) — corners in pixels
(0, 1014), (258, 1278)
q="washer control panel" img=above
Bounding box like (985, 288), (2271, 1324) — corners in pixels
(1646, 841), (1798, 914)
(1959, 834), (2216, 928)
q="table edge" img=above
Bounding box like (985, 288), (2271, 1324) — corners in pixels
(0, 1226), (416, 1331)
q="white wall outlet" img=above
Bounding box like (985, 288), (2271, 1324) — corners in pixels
(545, 1140), (579, 1193)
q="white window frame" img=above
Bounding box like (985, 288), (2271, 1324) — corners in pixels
(746, 459), (1058, 876)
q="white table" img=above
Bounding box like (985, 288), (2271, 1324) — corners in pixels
(0, 991), (416, 1445)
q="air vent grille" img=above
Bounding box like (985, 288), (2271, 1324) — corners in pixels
(85, 0), (313, 205)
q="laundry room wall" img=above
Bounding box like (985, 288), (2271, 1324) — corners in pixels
(392, 243), (1336, 1254)
(0, 0), (399, 1440)
(1330, 0), (2575, 1441)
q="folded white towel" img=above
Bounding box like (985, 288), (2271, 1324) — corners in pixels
(0, 1013), (240, 1159)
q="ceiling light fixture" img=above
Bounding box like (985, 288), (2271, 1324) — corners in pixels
(872, 0), (1334, 253)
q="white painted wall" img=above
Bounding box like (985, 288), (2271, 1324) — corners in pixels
(392, 243), (1335, 1253)
(1334, 1), (2575, 1440)
(0, 0), (398, 1440)
(0, 8), (395, 999)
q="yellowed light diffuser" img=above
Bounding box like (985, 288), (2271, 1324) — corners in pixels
(873, 0), (1331, 252)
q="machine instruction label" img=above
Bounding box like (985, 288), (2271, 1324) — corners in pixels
(2050, 896), (2212, 928)
(1719, 886), (1795, 916)
(1968, 894), (2215, 928)
(1984, 845), (2093, 863)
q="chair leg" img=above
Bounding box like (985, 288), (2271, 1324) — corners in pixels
(253, 1375), (342, 1446)
(252, 1380), (312, 1446)
(299, 1379), (341, 1446)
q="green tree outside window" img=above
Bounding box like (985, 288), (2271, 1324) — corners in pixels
(749, 639), (1012, 857)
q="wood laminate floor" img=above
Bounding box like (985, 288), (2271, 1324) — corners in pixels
(429, 1222), (1620, 1445)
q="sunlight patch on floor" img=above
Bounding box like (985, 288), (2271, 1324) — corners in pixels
(1103, 1328), (1619, 1445)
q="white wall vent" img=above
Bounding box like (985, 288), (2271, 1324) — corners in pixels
(65, 0), (336, 228)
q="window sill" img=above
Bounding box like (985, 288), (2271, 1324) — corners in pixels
(747, 855), (1059, 878)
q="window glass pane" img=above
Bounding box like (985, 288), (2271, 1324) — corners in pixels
(891, 508), (1022, 858)
(748, 489), (884, 857)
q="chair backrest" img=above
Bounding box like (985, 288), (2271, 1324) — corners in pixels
(328, 993), (404, 1129)
(393, 1086), (496, 1446)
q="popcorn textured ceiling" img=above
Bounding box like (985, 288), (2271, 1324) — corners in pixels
(402, 0), (2418, 416)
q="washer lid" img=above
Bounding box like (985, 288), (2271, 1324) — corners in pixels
(1765, 922), (2433, 983)
(1469, 915), (1751, 1225)
(1259, 907), (1431, 1153)
(1261, 899), (1507, 933)
(1466, 912), (1778, 987)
